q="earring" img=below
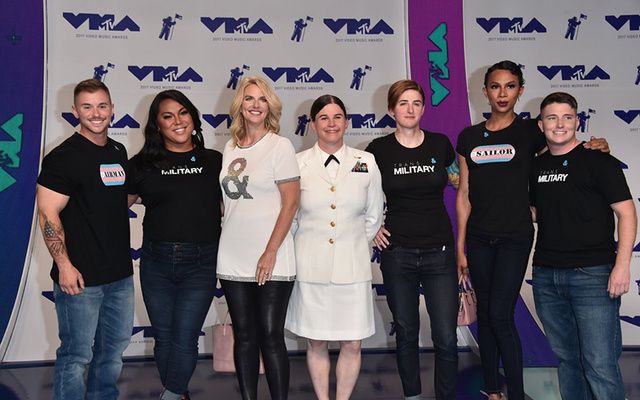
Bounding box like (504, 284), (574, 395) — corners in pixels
(191, 130), (197, 136)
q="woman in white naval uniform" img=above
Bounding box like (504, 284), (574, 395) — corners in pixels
(285, 95), (384, 400)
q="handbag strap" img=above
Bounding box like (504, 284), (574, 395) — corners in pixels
(458, 275), (473, 291)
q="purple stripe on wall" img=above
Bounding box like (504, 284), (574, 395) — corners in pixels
(0, 0), (44, 351)
(407, 0), (557, 367)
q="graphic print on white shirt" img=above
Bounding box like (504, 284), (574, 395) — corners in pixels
(221, 157), (253, 199)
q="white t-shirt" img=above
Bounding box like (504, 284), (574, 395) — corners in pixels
(217, 132), (300, 281)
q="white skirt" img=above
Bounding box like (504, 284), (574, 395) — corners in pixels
(285, 280), (374, 341)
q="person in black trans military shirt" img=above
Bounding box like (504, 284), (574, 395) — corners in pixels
(128, 90), (222, 400)
(36, 79), (134, 400)
(530, 92), (636, 400)
(366, 80), (459, 400)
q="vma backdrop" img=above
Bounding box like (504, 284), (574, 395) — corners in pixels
(1, 0), (639, 364)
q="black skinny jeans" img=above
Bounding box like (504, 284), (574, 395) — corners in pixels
(220, 279), (294, 400)
(466, 232), (533, 400)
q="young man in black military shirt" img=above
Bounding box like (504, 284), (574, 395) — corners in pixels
(530, 92), (637, 400)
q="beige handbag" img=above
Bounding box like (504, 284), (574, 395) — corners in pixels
(457, 276), (477, 326)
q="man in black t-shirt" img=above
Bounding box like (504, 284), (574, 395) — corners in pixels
(36, 79), (133, 400)
(530, 92), (636, 400)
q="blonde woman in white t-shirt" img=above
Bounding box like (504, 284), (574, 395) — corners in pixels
(217, 76), (300, 400)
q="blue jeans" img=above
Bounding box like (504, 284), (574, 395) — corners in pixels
(381, 245), (458, 399)
(140, 241), (217, 399)
(466, 233), (533, 400)
(533, 265), (624, 400)
(53, 275), (134, 400)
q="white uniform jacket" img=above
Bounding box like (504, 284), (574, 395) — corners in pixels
(293, 144), (384, 284)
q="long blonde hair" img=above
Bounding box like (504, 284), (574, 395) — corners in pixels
(229, 76), (282, 145)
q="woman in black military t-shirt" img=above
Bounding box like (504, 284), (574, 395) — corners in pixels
(128, 90), (222, 400)
(366, 80), (459, 400)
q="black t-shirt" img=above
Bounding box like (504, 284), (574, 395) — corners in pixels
(37, 133), (133, 286)
(456, 118), (547, 238)
(530, 143), (632, 267)
(365, 131), (455, 248)
(128, 148), (223, 243)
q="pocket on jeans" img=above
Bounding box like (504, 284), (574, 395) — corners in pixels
(577, 264), (613, 277)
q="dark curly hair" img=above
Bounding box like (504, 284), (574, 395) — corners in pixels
(484, 60), (525, 87)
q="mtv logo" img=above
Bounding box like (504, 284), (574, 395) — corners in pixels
(427, 23), (450, 106)
(537, 65), (610, 81)
(62, 12), (140, 31)
(347, 114), (396, 129)
(613, 110), (640, 124)
(61, 113), (140, 129)
(202, 114), (232, 129)
(476, 17), (547, 33)
(605, 15), (640, 31)
(262, 67), (334, 83)
(323, 18), (393, 35)
(200, 17), (273, 34)
(128, 66), (203, 82)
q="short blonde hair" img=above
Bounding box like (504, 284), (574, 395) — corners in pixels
(229, 76), (282, 144)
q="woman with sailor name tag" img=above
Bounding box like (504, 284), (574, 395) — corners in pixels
(217, 76), (300, 400)
(365, 80), (460, 400)
(128, 90), (222, 400)
(286, 94), (384, 400)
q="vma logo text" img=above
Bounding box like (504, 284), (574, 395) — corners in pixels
(203, 114), (232, 129)
(200, 17), (273, 34)
(348, 114), (396, 129)
(128, 66), (203, 82)
(614, 109), (640, 125)
(262, 67), (334, 83)
(323, 18), (393, 35)
(63, 13), (140, 31)
(427, 23), (449, 106)
(62, 113), (140, 129)
(537, 65), (610, 81)
(476, 17), (546, 34)
(605, 14), (640, 31)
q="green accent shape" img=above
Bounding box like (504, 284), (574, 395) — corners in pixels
(427, 23), (450, 106)
(0, 169), (16, 192)
(0, 113), (23, 168)
(429, 78), (450, 106)
(0, 113), (23, 192)
(427, 23), (449, 79)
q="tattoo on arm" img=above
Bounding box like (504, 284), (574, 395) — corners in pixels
(43, 219), (67, 257)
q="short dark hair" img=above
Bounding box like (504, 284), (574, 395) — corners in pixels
(310, 95), (347, 121)
(135, 90), (204, 169)
(387, 80), (425, 110)
(73, 79), (111, 103)
(540, 92), (578, 113)
(484, 60), (525, 87)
